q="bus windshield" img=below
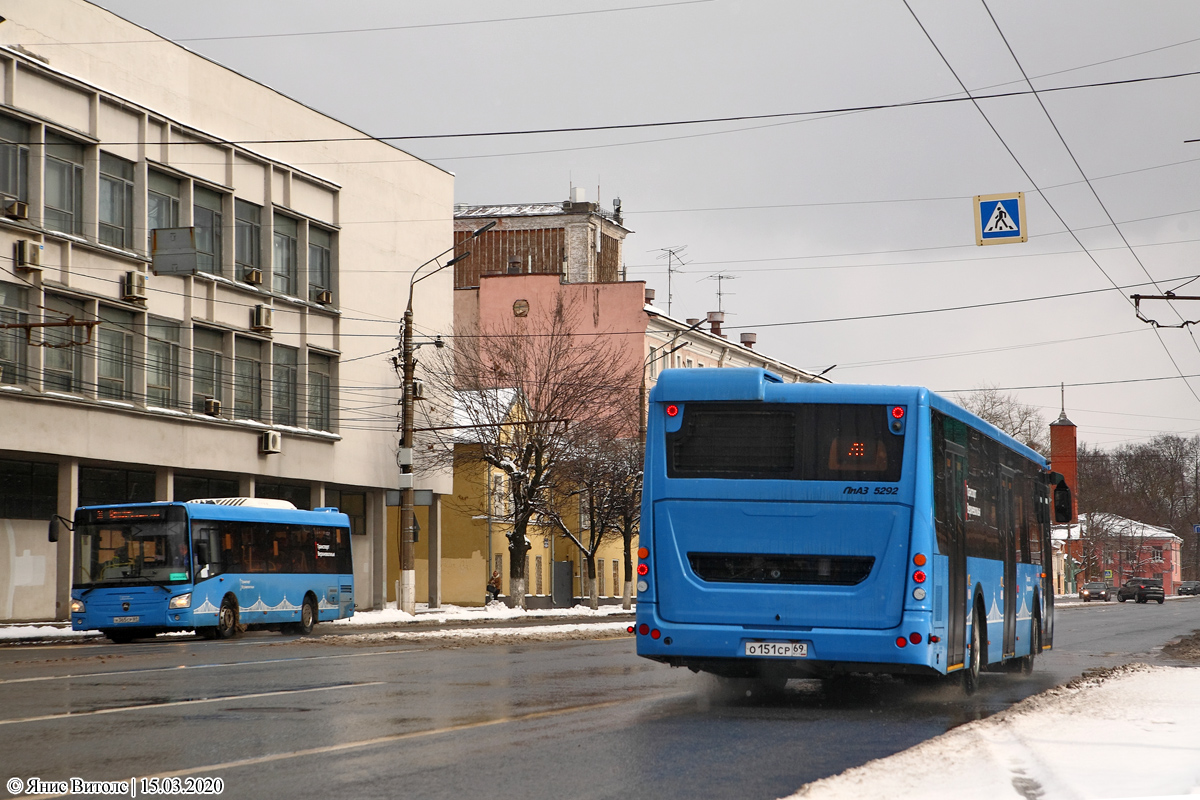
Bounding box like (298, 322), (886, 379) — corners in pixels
(73, 505), (190, 587)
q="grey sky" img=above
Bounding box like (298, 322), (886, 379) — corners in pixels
(91, 0), (1200, 447)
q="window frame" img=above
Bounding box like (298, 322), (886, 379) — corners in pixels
(191, 327), (225, 414)
(235, 199), (262, 280)
(98, 152), (135, 250)
(272, 344), (298, 426)
(0, 281), (29, 386)
(0, 114), (30, 205)
(307, 350), (332, 431)
(272, 213), (299, 296)
(146, 317), (181, 409)
(44, 133), (85, 236)
(193, 186), (224, 276)
(308, 226), (332, 302)
(96, 306), (136, 401)
(234, 336), (264, 421)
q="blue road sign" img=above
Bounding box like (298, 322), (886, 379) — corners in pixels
(974, 192), (1027, 246)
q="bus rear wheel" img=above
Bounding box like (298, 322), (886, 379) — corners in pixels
(104, 629), (136, 644)
(286, 596), (317, 636)
(963, 607), (984, 695)
(1021, 612), (1040, 675)
(216, 596), (239, 639)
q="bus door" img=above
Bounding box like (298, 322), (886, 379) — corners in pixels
(944, 441), (968, 668)
(999, 467), (1017, 658)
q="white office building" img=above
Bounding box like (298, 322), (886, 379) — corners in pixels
(0, 1), (454, 620)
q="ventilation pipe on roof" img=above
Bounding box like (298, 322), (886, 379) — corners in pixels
(644, 288), (656, 304)
(740, 332), (757, 349)
(707, 311), (725, 338)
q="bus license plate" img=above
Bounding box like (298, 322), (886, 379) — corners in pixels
(745, 641), (807, 658)
(112, 616), (140, 624)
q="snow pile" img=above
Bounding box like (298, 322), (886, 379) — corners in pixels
(329, 601), (632, 627)
(789, 664), (1200, 800)
(0, 625), (96, 641)
(315, 621), (630, 647)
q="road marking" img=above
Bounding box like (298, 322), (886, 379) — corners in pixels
(0, 682), (384, 726)
(0, 647), (431, 686)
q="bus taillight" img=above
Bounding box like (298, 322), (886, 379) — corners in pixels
(913, 553), (926, 566)
(891, 406), (905, 419)
(666, 404), (679, 417)
(909, 632), (922, 645)
(639, 624), (650, 635)
(650, 629), (661, 640)
(895, 637), (907, 648)
(912, 570), (926, 584)
(637, 563), (649, 576)
(638, 547), (649, 559)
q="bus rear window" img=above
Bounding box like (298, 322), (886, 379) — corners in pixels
(667, 402), (904, 481)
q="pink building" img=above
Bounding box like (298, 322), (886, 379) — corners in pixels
(1055, 514), (1183, 595)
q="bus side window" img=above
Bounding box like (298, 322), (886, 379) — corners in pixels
(194, 526), (223, 578)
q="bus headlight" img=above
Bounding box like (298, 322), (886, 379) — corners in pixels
(169, 593), (192, 609)
(70, 599), (85, 613)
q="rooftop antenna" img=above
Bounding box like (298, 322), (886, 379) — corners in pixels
(705, 272), (737, 313)
(653, 245), (688, 316)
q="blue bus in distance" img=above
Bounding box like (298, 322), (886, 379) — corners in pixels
(60, 498), (354, 643)
(635, 369), (1071, 693)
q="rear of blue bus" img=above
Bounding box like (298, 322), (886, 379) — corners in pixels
(635, 369), (942, 679)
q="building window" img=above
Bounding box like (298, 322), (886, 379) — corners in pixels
(0, 115), (29, 205)
(308, 227), (332, 302)
(648, 346), (658, 379)
(147, 170), (180, 234)
(42, 294), (87, 393)
(536, 555), (544, 595)
(146, 318), (180, 408)
(0, 459), (56, 519)
(598, 558), (605, 596)
(192, 327), (224, 413)
(273, 213), (298, 295)
(272, 344), (298, 426)
(256, 481), (310, 510)
(325, 489), (365, 535)
(234, 337), (263, 421)
(307, 351), (331, 430)
(98, 153), (135, 249)
(0, 282), (28, 385)
(193, 187), (224, 275)
(78, 466), (155, 507)
(614, 561), (620, 597)
(97, 306), (135, 400)
(1152, 546), (1164, 562)
(235, 199), (261, 281)
(174, 474), (239, 502)
(44, 134), (84, 236)
(495, 553), (503, 578)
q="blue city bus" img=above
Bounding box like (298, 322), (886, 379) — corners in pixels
(58, 498), (354, 643)
(635, 369), (1071, 692)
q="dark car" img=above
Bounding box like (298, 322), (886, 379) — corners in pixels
(1177, 580), (1200, 596)
(1117, 577), (1165, 604)
(1079, 581), (1111, 602)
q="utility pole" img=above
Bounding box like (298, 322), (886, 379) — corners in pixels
(653, 245), (688, 316)
(399, 220), (495, 614)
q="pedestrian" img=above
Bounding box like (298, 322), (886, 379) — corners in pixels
(487, 570), (502, 602)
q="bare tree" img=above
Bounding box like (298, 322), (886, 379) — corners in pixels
(542, 430), (642, 609)
(959, 384), (1049, 454)
(421, 296), (639, 608)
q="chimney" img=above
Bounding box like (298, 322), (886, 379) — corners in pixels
(644, 288), (656, 304)
(507, 255), (522, 274)
(685, 318), (701, 327)
(740, 332), (757, 349)
(1049, 390), (1078, 524)
(707, 311), (724, 337)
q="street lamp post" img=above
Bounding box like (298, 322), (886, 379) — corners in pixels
(398, 220), (495, 614)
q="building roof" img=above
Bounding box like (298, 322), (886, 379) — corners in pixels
(1052, 513), (1182, 543)
(455, 204), (567, 218)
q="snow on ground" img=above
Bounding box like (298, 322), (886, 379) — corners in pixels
(0, 601), (631, 641)
(318, 621), (631, 647)
(788, 663), (1200, 800)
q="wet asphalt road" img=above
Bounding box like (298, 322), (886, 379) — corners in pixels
(1, 598), (1198, 800)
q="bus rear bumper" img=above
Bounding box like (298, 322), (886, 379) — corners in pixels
(633, 603), (946, 678)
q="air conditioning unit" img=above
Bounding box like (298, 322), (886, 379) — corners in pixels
(260, 430), (282, 454)
(14, 239), (41, 271)
(316, 289), (333, 305)
(203, 397), (221, 417)
(3, 199), (29, 221)
(121, 271), (147, 302)
(243, 267), (263, 285)
(410, 378), (425, 400)
(251, 304), (273, 332)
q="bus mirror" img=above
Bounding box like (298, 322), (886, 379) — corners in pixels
(48, 517), (59, 543)
(1053, 483), (1073, 523)
(195, 540), (211, 566)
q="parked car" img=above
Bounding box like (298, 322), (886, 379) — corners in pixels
(1177, 580), (1200, 596)
(1078, 581), (1111, 602)
(1117, 577), (1165, 604)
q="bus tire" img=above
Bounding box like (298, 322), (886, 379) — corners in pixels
(964, 606), (984, 695)
(216, 596), (239, 639)
(105, 629), (135, 644)
(1022, 612), (1040, 675)
(297, 596), (317, 635)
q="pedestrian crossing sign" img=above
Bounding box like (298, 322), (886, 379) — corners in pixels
(974, 192), (1027, 246)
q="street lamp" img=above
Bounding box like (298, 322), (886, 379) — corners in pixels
(398, 220), (495, 614)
